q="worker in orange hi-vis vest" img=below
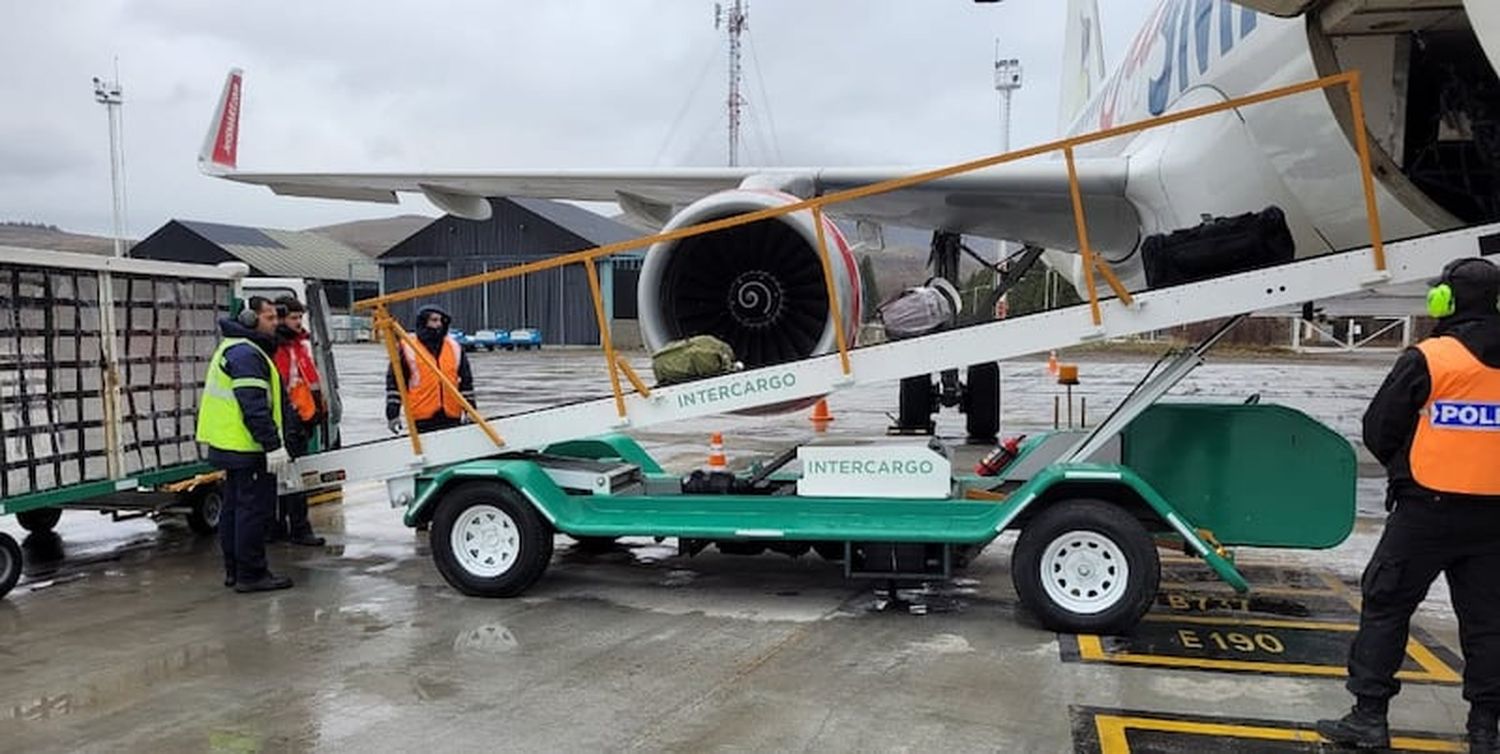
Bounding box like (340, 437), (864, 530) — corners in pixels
(269, 296), (325, 547)
(385, 304), (475, 435)
(1318, 258), (1500, 752)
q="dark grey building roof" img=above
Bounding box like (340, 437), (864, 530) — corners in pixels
(507, 197), (639, 247)
(175, 221), (378, 282)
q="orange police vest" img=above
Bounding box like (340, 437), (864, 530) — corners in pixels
(1409, 336), (1500, 495)
(400, 335), (463, 421)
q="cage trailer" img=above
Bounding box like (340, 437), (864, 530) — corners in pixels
(0, 249), (343, 598)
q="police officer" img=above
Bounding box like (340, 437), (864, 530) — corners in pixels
(270, 296), (326, 547)
(1317, 257), (1500, 751)
(196, 296), (296, 593)
(385, 304), (475, 434)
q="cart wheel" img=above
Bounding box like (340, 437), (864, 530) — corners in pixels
(1012, 499), (1159, 634)
(186, 487), (224, 535)
(0, 531), (20, 599)
(16, 507), (62, 534)
(963, 362), (1000, 445)
(430, 482), (552, 597)
(896, 375), (935, 433)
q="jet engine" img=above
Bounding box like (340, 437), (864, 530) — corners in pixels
(637, 190), (862, 369)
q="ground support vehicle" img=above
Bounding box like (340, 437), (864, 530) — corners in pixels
(507, 329), (542, 350)
(456, 329), (512, 352)
(286, 221), (1499, 632)
(0, 252), (342, 599)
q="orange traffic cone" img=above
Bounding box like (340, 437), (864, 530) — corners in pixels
(1046, 350), (1059, 375)
(706, 432), (728, 471)
(810, 399), (834, 431)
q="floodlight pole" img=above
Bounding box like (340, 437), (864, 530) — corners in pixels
(93, 69), (127, 258)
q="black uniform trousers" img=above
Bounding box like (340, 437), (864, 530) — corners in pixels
(221, 466), (277, 582)
(276, 421), (314, 539)
(1348, 494), (1500, 712)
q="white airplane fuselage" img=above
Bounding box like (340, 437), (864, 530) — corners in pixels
(1051, 0), (1498, 292)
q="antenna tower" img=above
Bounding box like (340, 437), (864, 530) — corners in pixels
(715, 1), (748, 166)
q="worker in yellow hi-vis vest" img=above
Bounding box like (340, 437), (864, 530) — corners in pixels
(196, 295), (300, 594)
(1318, 258), (1500, 752)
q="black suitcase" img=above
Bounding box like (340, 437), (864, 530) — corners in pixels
(1141, 206), (1295, 288)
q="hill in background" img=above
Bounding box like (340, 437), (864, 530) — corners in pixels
(0, 223), (122, 255)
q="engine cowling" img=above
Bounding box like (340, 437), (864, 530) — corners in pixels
(638, 190), (862, 369)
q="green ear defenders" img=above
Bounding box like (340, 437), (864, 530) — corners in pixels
(1427, 259), (1473, 318)
(1428, 280), (1456, 318)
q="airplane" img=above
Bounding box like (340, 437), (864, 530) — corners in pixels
(200, 0), (1500, 433)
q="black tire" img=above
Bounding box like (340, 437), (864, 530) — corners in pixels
(186, 486), (224, 535)
(896, 375), (935, 433)
(964, 362), (1001, 445)
(0, 532), (20, 599)
(1011, 499), (1159, 635)
(430, 482), (553, 597)
(16, 507), (62, 534)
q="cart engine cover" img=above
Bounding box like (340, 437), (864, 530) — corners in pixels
(796, 441), (951, 499)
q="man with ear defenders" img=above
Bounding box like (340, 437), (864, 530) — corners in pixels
(195, 296), (299, 593)
(1318, 257), (1500, 751)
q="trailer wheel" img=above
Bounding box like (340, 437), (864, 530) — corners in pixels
(1012, 499), (1159, 634)
(186, 487), (224, 535)
(0, 532), (20, 599)
(430, 482), (552, 597)
(963, 362), (1000, 445)
(16, 508), (62, 534)
(896, 375), (935, 433)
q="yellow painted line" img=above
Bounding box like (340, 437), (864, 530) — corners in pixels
(1407, 639), (1464, 684)
(1158, 581), (1343, 597)
(307, 489), (343, 507)
(1093, 713), (1463, 753)
(1140, 613), (1357, 631)
(1074, 634), (1458, 682)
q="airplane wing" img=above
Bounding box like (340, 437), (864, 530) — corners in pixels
(214, 162), (1140, 254)
(202, 71), (1140, 255)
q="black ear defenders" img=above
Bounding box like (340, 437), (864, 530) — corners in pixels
(236, 300), (261, 328)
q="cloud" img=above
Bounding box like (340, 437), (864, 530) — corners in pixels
(0, 0), (1160, 237)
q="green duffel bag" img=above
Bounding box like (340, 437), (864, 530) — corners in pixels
(651, 334), (740, 385)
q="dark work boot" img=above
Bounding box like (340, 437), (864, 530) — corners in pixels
(234, 573), (294, 593)
(1315, 704), (1390, 749)
(223, 573), (236, 588)
(1469, 707), (1500, 753)
(288, 531), (326, 547)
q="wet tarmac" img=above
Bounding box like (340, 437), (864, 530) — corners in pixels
(0, 345), (1474, 752)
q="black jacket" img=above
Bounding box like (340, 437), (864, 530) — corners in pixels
(384, 305), (475, 422)
(206, 318), (300, 470)
(1362, 312), (1500, 501)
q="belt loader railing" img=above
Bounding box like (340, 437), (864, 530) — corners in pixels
(357, 72), (1389, 457)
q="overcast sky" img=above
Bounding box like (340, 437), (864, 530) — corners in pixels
(1, 0), (1159, 238)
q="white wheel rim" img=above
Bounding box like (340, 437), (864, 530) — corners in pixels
(451, 504), (520, 578)
(1039, 529), (1129, 615)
